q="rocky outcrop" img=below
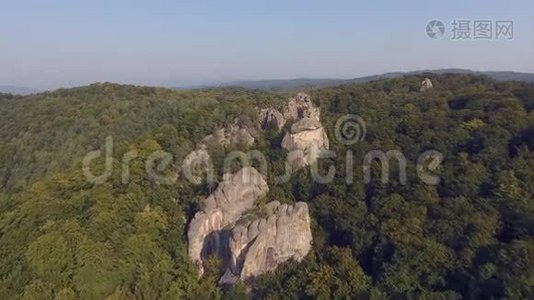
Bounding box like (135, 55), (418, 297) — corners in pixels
(182, 120), (256, 184)
(281, 118), (329, 169)
(202, 124), (255, 148)
(283, 92), (320, 121)
(187, 167), (313, 284)
(187, 167), (269, 275)
(279, 93), (329, 168)
(220, 201), (312, 284)
(186, 93), (324, 283)
(257, 92), (320, 132)
(258, 107), (286, 131)
(420, 78), (433, 92)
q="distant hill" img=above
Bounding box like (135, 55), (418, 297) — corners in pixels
(477, 71), (534, 82)
(219, 78), (342, 91)
(198, 69), (534, 91)
(0, 85), (38, 95)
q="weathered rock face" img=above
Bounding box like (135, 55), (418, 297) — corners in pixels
(187, 167), (269, 275)
(186, 93), (323, 284)
(279, 93), (330, 168)
(290, 117), (322, 133)
(281, 118), (329, 169)
(202, 124), (255, 149)
(220, 201), (312, 284)
(187, 167), (313, 284)
(420, 78), (433, 92)
(258, 107), (286, 131)
(283, 92), (320, 121)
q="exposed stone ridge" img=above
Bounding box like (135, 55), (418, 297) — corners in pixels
(186, 93), (323, 283)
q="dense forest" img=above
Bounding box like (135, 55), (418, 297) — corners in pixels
(0, 74), (533, 299)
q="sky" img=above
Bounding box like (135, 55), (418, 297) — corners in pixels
(1, 0), (533, 89)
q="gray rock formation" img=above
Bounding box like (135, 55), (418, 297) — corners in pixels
(183, 120), (256, 185)
(202, 124), (255, 148)
(187, 167), (313, 284)
(258, 107), (286, 131)
(281, 119), (330, 168)
(187, 167), (269, 275)
(256, 92), (320, 133)
(220, 201), (312, 284)
(420, 78), (433, 92)
(283, 92), (320, 121)
(290, 117), (322, 133)
(279, 93), (330, 168)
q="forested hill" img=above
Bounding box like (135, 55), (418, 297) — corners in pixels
(205, 70), (534, 91)
(0, 74), (533, 299)
(0, 84), (283, 191)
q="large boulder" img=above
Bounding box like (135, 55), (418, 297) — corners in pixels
(187, 167), (313, 285)
(420, 78), (433, 92)
(187, 167), (269, 275)
(220, 201), (312, 284)
(283, 92), (320, 121)
(280, 93), (330, 168)
(281, 118), (329, 168)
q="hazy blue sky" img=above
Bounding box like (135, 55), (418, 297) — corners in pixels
(1, 0), (533, 89)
